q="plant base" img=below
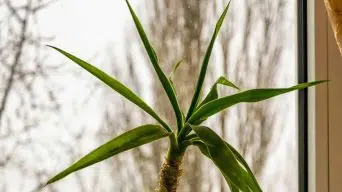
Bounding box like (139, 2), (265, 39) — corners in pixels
(156, 150), (183, 192)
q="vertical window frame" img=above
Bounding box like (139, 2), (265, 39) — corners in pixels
(298, 0), (309, 191)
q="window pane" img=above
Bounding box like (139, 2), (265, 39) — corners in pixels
(0, 0), (298, 191)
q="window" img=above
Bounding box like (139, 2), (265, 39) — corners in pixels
(0, 1), (318, 191)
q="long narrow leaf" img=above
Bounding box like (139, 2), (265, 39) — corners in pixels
(225, 141), (260, 189)
(168, 60), (184, 106)
(192, 139), (259, 191)
(169, 59), (184, 80)
(168, 60), (185, 109)
(188, 81), (327, 124)
(46, 124), (170, 185)
(200, 76), (240, 107)
(186, 1), (231, 120)
(192, 140), (240, 192)
(190, 125), (261, 191)
(194, 76), (239, 125)
(125, 0), (183, 131)
(48, 46), (171, 132)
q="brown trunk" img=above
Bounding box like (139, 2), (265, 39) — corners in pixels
(156, 147), (184, 192)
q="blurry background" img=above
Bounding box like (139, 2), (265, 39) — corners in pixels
(0, 0), (297, 191)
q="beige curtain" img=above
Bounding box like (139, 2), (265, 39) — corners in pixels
(325, 0), (342, 55)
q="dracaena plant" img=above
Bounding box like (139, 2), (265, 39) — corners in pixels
(44, 1), (326, 191)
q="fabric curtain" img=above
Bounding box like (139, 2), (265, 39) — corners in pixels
(325, 0), (342, 55)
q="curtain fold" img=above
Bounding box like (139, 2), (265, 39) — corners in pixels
(325, 0), (342, 55)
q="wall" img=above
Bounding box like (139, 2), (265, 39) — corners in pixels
(310, 0), (342, 191)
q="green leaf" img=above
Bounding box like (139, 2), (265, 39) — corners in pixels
(225, 142), (260, 190)
(48, 46), (172, 132)
(190, 125), (261, 191)
(186, 1), (231, 120)
(169, 78), (178, 97)
(194, 76), (239, 124)
(201, 76), (240, 105)
(46, 124), (170, 185)
(169, 59), (184, 80)
(125, 0), (183, 131)
(188, 80), (327, 124)
(168, 60), (184, 105)
(192, 139), (259, 191)
(190, 139), (239, 192)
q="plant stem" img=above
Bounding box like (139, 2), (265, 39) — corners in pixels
(156, 144), (184, 192)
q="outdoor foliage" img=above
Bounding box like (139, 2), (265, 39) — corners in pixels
(44, 1), (326, 191)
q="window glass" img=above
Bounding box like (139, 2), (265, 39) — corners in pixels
(0, 0), (297, 191)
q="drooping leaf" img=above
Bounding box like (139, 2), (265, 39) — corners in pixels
(192, 140), (240, 192)
(46, 124), (170, 185)
(190, 125), (261, 191)
(191, 140), (210, 156)
(226, 179), (240, 192)
(125, 0), (183, 131)
(186, 1), (231, 120)
(225, 141), (260, 189)
(192, 138), (259, 191)
(48, 46), (171, 132)
(188, 81), (327, 124)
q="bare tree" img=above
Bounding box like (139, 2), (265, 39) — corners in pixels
(209, 0), (288, 190)
(0, 0), (288, 191)
(0, 1), (90, 191)
(233, 0), (286, 178)
(97, 43), (152, 191)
